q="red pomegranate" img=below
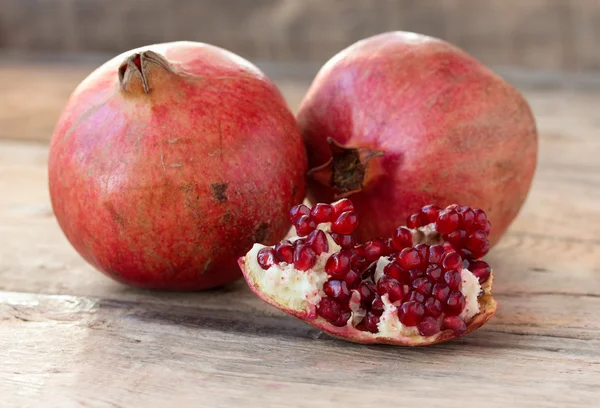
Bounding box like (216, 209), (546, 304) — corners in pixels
(238, 199), (497, 346)
(49, 42), (307, 290)
(297, 32), (538, 245)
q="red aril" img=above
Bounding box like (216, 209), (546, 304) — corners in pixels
(310, 203), (334, 224)
(418, 316), (441, 336)
(398, 301), (425, 327)
(305, 229), (329, 255)
(239, 199), (497, 346)
(294, 245), (317, 271)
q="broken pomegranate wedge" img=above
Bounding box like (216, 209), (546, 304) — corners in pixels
(238, 200), (497, 346)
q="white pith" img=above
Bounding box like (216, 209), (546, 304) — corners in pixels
(246, 224), (340, 312)
(459, 268), (482, 321)
(244, 222), (483, 339)
(370, 252), (481, 336)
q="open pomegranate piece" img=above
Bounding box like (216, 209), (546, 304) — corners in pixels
(238, 199), (497, 346)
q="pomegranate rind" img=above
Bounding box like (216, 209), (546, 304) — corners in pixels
(239, 256), (496, 346)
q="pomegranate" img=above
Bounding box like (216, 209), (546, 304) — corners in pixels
(297, 31), (538, 245)
(238, 199), (496, 346)
(48, 42), (306, 290)
(397, 203), (492, 262)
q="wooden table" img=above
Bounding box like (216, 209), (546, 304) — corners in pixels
(1, 61), (599, 407)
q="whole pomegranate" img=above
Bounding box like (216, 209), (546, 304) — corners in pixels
(49, 42), (306, 290)
(297, 32), (538, 245)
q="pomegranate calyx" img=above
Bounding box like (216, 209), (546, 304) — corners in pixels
(307, 138), (384, 198)
(118, 50), (175, 95)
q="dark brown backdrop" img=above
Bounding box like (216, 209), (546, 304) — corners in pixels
(1, 0), (599, 72)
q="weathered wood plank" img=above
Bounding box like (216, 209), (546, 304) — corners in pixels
(1, 291), (599, 408)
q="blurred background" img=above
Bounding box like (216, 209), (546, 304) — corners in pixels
(1, 0), (599, 142)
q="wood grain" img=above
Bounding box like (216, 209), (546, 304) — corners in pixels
(1, 289), (599, 408)
(1, 66), (600, 406)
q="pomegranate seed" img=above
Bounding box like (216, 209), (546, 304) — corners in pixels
(469, 260), (491, 283)
(317, 298), (350, 327)
(418, 316), (441, 336)
(363, 312), (380, 333)
(331, 211), (358, 234)
(330, 233), (354, 249)
(398, 301), (425, 326)
(415, 243), (430, 264)
(403, 291), (425, 303)
(377, 276), (405, 302)
(471, 240), (491, 259)
(289, 204), (310, 222)
(331, 198), (354, 218)
(371, 295), (384, 313)
(424, 297), (443, 317)
(457, 206), (475, 230)
(294, 215), (316, 236)
(324, 252), (351, 278)
(446, 291), (466, 315)
(274, 241), (294, 263)
(442, 251), (462, 271)
(352, 256), (368, 272)
(310, 203), (333, 224)
(392, 226), (413, 250)
(398, 247), (423, 270)
(333, 311), (352, 327)
(443, 315), (467, 335)
(442, 241), (454, 252)
(353, 245), (365, 257)
(428, 245), (446, 264)
(483, 220), (492, 234)
(431, 283), (450, 302)
(358, 282), (376, 308)
(436, 209), (459, 234)
(466, 230), (488, 252)
(344, 270), (362, 289)
(317, 297), (341, 323)
(406, 213), (420, 229)
(446, 229), (466, 249)
(408, 269), (423, 281)
(472, 209), (488, 231)
(323, 280), (351, 304)
(383, 238), (396, 256)
(384, 261), (408, 283)
(444, 270), (462, 290)
(294, 239), (306, 247)
(305, 229), (329, 255)
(257, 248), (277, 270)
(419, 204), (441, 225)
(425, 264), (443, 282)
(412, 277), (433, 295)
(460, 248), (473, 259)
(363, 239), (386, 261)
(293, 244), (317, 271)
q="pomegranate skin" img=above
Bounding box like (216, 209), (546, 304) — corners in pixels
(49, 42), (307, 290)
(298, 32), (538, 245)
